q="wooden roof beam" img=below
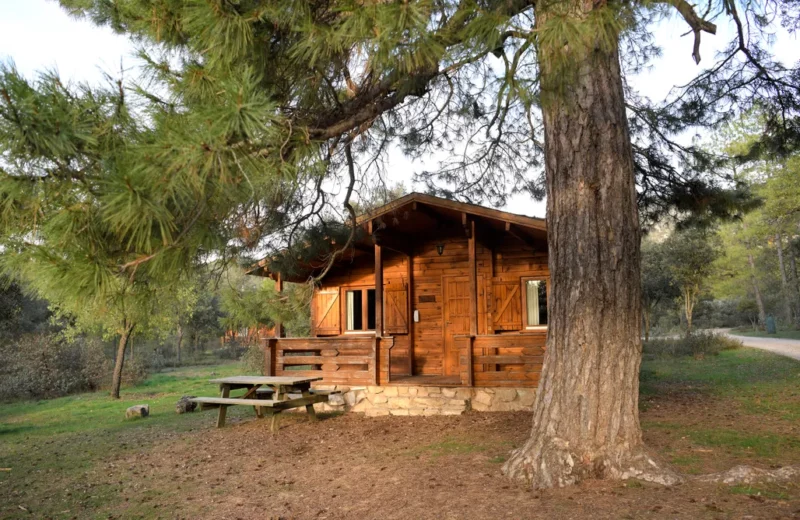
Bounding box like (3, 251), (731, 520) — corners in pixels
(461, 212), (472, 238)
(505, 222), (539, 251)
(371, 230), (412, 256)
(412, 201), (446, 227)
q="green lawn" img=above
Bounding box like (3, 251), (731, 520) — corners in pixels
(0, 362), (257, 519)
(641, 348), (800, 420)
(729, 328), (800, 340)
(640, 348), (800, 478)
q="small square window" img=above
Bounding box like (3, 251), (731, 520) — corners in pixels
(345, 287), (376, 332)
(524, 279), (548, 328)
(346, 290), (363, 331)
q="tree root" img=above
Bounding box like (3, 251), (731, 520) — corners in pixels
(502, 438), (682, 489)
(693, 465), (800, 485)
(504, 436), (800, 489)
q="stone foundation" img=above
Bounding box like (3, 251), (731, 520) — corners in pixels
(314, 385), (535, 416)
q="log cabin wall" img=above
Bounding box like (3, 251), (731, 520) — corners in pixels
(306, 229), (549, 385)
(312, 249), (410, 384)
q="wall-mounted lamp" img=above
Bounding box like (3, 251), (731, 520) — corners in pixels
(436, 243), (445, 256)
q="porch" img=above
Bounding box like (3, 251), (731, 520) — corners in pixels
(261, 332), (545, 388)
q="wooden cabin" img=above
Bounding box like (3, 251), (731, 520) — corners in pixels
(250, 193), (548, 400)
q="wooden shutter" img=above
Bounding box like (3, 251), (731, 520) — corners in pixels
(491, 278), (522, 331)
(383, 285), (409, 335)
(312, 289), (340, 336)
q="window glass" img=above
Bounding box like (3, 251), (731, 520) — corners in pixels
(346, 290), (363, 330)
(366, 289), (376, 330)
(525, 280), (548, 327)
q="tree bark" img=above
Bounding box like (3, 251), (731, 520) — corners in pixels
(684, 288), (695, 336)
(503, 20), (678, 488)
(775, 231), (794, 325)
(176, 324), (183, 366)
(788, 242), (800, 326)
(747, 252), (767, 328)
(110, 322), (136, 399)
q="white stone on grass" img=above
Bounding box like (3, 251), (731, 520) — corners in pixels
(125, 404), (149, 419)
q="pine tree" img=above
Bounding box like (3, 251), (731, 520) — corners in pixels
(1, 0), (796, 487)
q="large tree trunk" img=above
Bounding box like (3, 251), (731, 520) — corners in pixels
(775, 231), (794, 325)
(110, 322), (136, 399)
(503, 20), (678, 488)
(747, 252), (767, 327)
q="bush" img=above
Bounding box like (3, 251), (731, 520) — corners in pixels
(240, 343), (264, 375)
(0, 333), (151, 400)
(0, 334), (111, 400)
(643, 331), (742, 360)
(120, 357), (149, 387)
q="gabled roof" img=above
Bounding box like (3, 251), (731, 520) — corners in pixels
(357, 192), (546, 231)
(250, 192), (547, 281)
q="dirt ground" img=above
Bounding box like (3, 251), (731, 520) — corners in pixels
(74, 393), (800, 520)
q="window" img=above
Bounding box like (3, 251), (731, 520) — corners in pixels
(523, 278), (548, 329)
(344, 288), (376, 332)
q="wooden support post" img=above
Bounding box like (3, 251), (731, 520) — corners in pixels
(264, 338), (277, 376)
(217, 384), (230, 428)
(468, 219), (478, 337)
(467, 336), (474, 387)
(407, 252), (414, 376)
(274, 273), (285, 338)
(302, 387), (317, 420)
(375, 242), (383, 336)
(372, 337), (379, 385)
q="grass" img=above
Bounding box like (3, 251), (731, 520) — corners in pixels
(729, 328), (800, 340)
(0, 362), (255, 519)
(729, 484), (791, 500)
(640, 348), (800, 423)
(640, 347), (800, 394)
(640, 347), (800, 479)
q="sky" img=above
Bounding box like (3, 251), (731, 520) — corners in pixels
(1, 0), (798, 219)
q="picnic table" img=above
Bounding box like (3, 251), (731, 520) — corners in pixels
(190, 376), (330, 431)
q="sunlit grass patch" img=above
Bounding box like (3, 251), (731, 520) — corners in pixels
(729, 484), (791, 500)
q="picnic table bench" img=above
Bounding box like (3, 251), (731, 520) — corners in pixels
(191, 376), (333, 431)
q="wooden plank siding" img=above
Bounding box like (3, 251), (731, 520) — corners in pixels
(264, 211), (548, 388)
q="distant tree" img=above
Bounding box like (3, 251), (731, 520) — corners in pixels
(149, 273), (209, 366)
(219, 268), (277, 335)
(664, 229), (722, 335)
(352, 182), (407, 215)
(219, 265), (311, 338)
(640, 240), (679, 341)
(0, 276), (51, 339)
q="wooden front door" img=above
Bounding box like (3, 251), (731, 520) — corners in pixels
(442, 275), (471, 376)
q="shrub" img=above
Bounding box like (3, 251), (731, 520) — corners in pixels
(240, 343), (264, 375)
(0, 334), (111, 400)
(643, 331), (742, 360)
(119, 357), (149, 387)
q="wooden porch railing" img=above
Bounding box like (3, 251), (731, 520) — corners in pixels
(263, 337), (379, 386)
(456, 333), (546, 387)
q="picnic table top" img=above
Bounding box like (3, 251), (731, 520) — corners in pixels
(209, 375), (323, 385)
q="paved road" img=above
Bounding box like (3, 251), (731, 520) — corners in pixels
(720, 329), (800, 361)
